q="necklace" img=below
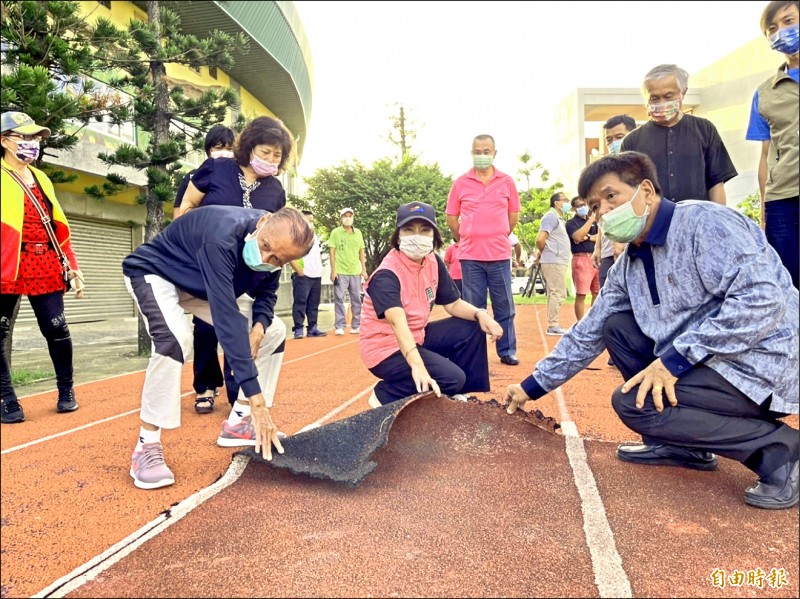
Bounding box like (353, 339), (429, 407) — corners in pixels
(238, 173), (261, 209)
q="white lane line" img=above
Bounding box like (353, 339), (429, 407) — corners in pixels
(532, 306), (631, 598)
(296, 384), (375, 433)
(1, 390), (187, 455)
(32, 454), (252, 599)
(29, 377), (375, 597)
(5, 341), (360, 454)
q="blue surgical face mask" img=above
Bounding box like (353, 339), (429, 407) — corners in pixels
(576, 206), (590, 218)
(608, 139), (623, 154)
(770, 24), (800, 55)
(242, 222), (281, 272)
(560, 202), (571, 215)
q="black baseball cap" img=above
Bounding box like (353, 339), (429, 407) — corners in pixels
(396, 202), (437, 229)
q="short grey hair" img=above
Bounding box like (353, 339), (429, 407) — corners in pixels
(264, 206), (314, 254)
(642, 64), (689, 96)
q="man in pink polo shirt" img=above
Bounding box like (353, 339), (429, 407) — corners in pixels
(446, 134), (521, 365)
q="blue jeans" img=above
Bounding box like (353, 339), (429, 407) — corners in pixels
(460, 259), (516, 358)
(765, 197), (798, 289)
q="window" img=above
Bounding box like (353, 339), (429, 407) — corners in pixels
(58, 76), (136, 145)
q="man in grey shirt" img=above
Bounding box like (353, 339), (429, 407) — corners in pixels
(535, 192), (573, 335)
(508, 152), (798, 510)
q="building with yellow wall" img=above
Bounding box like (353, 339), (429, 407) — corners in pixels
(13, 0), (313, 324)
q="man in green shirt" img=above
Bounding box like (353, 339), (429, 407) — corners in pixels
(328, 207), (367, 335)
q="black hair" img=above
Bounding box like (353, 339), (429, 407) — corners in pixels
(761, 1), (799, 33)
(549, 191), (567, 208)
(204, 125), (235, 156)
(577, 151), (662, 199)
(603, 115), (637, 133)
(234, 116), (294, 172)
(388, 220), (444, 252)
(570, 195), (585, 208)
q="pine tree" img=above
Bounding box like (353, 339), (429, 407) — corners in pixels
(0, 0), (129, 182)
(85, 1), (249, 243)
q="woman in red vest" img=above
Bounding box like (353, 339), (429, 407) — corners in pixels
(359, 201), (503, 407)
(1, 111), (85, 424)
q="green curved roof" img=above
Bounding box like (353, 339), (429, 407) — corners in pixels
(136, 1), (313, 157)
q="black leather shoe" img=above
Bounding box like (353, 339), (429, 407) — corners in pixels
(500, 355), (520, 366)
(616, 443), (718, 471)
(744, 460), (799, 510)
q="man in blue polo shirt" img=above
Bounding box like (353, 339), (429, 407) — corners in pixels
(507, 152), (799, 510)
(122, 206), (314, 490)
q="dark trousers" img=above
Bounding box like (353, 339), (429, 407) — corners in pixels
(605, 311), (798, 477)
(461, 259), (516, 358)
(369, 317), (489, 404)
(192, 317), (223, 394)
(765, 197), (799, 289)
(291, 274), (322, 331)
(1, 292), (73, 401)
(598, 256), (614, 289)
(453, 278), (463, 296)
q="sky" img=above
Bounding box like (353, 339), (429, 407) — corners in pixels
(292, 0), (767, 186)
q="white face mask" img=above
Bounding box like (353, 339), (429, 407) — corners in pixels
(342, 217), (354, 227)
(210, 149), (234, 159)
(399, 234), (434, 261)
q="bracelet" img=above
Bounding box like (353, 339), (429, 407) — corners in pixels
(404, 345), (419, 359)
(473, 308), (487, 322)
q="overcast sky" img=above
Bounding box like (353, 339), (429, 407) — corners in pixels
(292, 1), (767, 184)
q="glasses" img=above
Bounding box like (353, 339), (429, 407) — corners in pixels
(4, 134), (41, 142)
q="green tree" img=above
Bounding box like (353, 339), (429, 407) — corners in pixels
(515, 150), (563, 257)
(737, 191), (762, 226)
(85, 1), (248, 242)
(0, 0), (129, 183)
(297, 156), (453, 273)
(385, 103), (418, 161)
(0, 0), (130, 364)
(83, 1), (249, 354)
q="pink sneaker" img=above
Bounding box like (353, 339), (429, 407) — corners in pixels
(217, 416), (286, 447)
(130, 443), (175, 490)
(217, 416), (256, 447)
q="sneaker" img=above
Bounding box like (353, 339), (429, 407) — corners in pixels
(293, 328), (304, 339)
(130, 443), (175, 490)
(217, 416), (286, 447)
(367, 392), (382, 409)
(350, 327), (360, 334)
(57, 388), (79, 413)
(306, 326), (327, 337)
(546, 326), (568, 336)
(1, 399), (25, 424)
(335, 329), (345, 336)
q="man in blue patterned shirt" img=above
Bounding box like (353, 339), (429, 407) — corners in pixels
(506, 152), (799, 510)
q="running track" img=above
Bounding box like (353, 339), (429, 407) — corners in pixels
(1, 304), (797, 598)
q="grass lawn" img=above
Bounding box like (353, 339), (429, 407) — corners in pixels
(11, 368), (54, 386)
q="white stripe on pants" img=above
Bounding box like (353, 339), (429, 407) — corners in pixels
(125, 274), (286, 429)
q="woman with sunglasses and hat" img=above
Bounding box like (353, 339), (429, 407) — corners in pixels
(1, 111), (85, 424)
(359, 201), (503, 407)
